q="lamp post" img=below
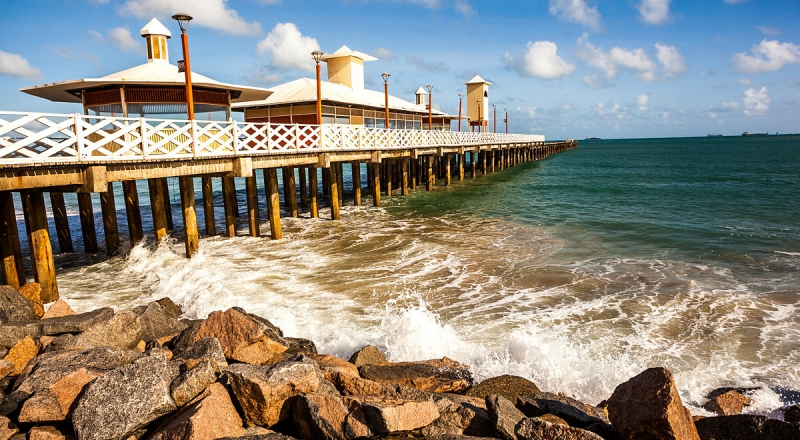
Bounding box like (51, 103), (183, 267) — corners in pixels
(457, 94), (464, 132)
(381, 73), (391, 129)
(493, 104), (497, 134)
(426, 84), (433, 130)
(172, 13), (194, 120)
(476, 100), (482, 133)
(311, 50), (324, 125)
(504, 108), (508, 134)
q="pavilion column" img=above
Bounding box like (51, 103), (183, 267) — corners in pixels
(148, 179), (168, 243)
(160, 178), (175, 231)
(77, 193), (98, 254)
(99, 183), (120, 256)
(201, 176), (216, 236)
(245, 175), (260, 237)
(308, 167), (319, 219)
(328, 164), (340, 220)
(263, 169), (282, 239)
(122, 180), (144, 245)
(401, 158), (409, 197)
(370, 162), (381, 207)
(0, 192), (25, 289)
(352, 162), (362, 206)
(49, 192), (74, 253)
(221, 177), (237, 238)
(179, 176), (199, 257)
(24, 191), (58, 301)
(299, 167), (309, 210)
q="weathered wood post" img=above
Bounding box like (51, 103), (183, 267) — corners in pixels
(148, 179), (168, 243)
(445, 154), (452, 186)
(122, 181), (144, 245)
(24, 191), (58, 301)
(284, 167), (298, 218)
(328, 164), (340, 220)
(221, 177), (237, 237)
(299, 167), (309, 210)
(263, 168), (283, 239)
(370, 162), (381, 207)
(77, 193), (98, 253)
(245, 175), (260, 237)
(321, 168), (330, 197)
(385, 160), (393, 197)
(99, 183), (120, 256)
(308, 167), (319, 219)
(49, 192), (74, 253)
(401, 158), (409, 197)
(179, 176), (199, 257)
(201, 177), (216, 236)
(0, 192), (25, 289)
(426, 156), (434, 191)
(337, 163), (344, 207)
(458, 152), (465, 181)
(160, 178), (175, 231)
(352, 162), (362, 206)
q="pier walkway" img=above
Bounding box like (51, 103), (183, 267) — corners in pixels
(1, 111), (576, 300)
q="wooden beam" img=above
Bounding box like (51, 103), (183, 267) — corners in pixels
(0, 192), (25, 289)
(179, 176), (199, 257)
(77, 193), (98, 254)
(201, 176), (216, 236)
(222, 177), (237, 237)
(122, 180), (144, 245)
(352, 162), (362, 206)
(24, 191), (58, 302)
(308, 166), (319, 219)
(49, 192), (74, 253)
(99, 183), (120, 256)
(263, 168), (283, 239)
(148, 179), (168, 243)
(245, 175), (260, 237)
(370, 162), (381, 207)
(328, 164), (340, 220)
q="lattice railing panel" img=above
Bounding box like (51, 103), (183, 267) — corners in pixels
(81, 116), (144, 160)
(0, 112), (78, 163)
(145, 120), (194, 158)
(195, 122), (235, 157)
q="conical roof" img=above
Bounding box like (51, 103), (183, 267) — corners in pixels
(465, 74), (491, 85)
(414, 86), (427, 95)
(320, 45), (377, 62)
(140, 18), (171, 38)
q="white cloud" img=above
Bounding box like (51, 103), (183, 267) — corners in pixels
(638, 0), (670, 24)
(582, 74), (610, 88)
(732, 39), (800, 74)
(90, 27), (141, 52)
(88, 0), (110, 4)
(120, 0), (262, 36)
(655, 43), (688, 78)
(593, 101), (627, 119)
(372, 47), (396, 60)
(577, 34), (687, 82)
(739, 78), (752, 86)
(504, 41), (575, 80)
(743, 86), (770, 115)
(243, 66), (280, 86)
(0, 50), (43, 79)
(406, 55), (449, 72)
(636, 94), (649, 111)
(454, 0), (475, 15)
(257, 23), (320, 72)
(549, 0), (601, 31)
(757, 26), (781, 36)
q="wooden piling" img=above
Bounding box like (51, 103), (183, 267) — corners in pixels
(328, 164), (340, 220)
(0, 192), (25, 289)
(201, 176), (216, 236)
(263, 168), (283, 239)
(49, 192), (74, 253)
(385, 160), (393, 197)
(25, 191), (58, 301)
(337, 163), (344, 207)
(179, 176), (199, 257)
(308, 167), (319, 219)
(445, 154), (452, 186)
(77, 193), (98, 253)
(122, 180), (144, 245)
(370, 162), (381, 207)
(401, 158), (409, 197)
(245, 175), (260, 237)
(426, 156), (434, 191)
(148, 179), (168, 243)
(99, 183), (120, 256)
(160, 178), (175, 231)
(299, 167), (309, 209)
(352, 162), (362, 206)
(285, 167), (298, 218)
(458, 153), (465, 181)
(222, 177), (237, 237)
(321, 168), (330, 197)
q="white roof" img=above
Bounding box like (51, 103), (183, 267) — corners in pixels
(465, 74), (491, 85)
(21, 61), (272, 104)
(320, 45), (377, 63)
(140, 18), (171, 38)
(414, 86), (427, 95)
(233, 77), (449, 116)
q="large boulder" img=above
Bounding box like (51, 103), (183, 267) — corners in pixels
(607, 367), (700, 440)
(466, 375), (540, 403)
(170, 358), (218, 407)
(702, 390), (753, 416)
(149, 382), (245, 440)
(515, 417), (605, 440)
(311, 354), (359, 383)
(78, 310), (143, 350)
(71, 354), (178, 440)
(784, 404), (800, 423)
(418, 393), (493, 438)
(17, 367), (98, 423)
(348, 345), (387, 367)
(17, 283), (44, 318)
(344, 394), (440, 435)
(291, 393), (350, 440)
(517, 391), (610, 427)
(174, 308), (288, 364)
(485, 394), (526, 440)
(0, 321), (42, 349)
(136, 301), (188, 344)
(2, 335), (38, 377)
(0, 415), (18, 440)
(358, 357), (473, 393)
(39, 308), (115, 336)
(172, 337), (228, 370)
(0, 286), (35, 324)
(694, 414), (800, 440)
(41, 300), (76, 320)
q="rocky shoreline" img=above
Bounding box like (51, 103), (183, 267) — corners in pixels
(1, 284), (799, 440)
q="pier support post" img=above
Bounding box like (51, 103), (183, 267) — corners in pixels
(299, 167), (308, 210)
(401, 158), (409, 196)
(370, 162), (381, 207)
(410, 157), (417, 191)
(160, 178), (175, 231)
(471, 152), (477, 178)
(100, 183), (120, 256)
(122, 181), (144, 245)
(352, 162), (362, 206)
(49, 192), (74, 253)
(426, 156), (434, 191)
(179, 176), (199, 257)
(328, 164), (340, 220)
(264, 169), (283, 239)
(0, 192), (25, 289)
(445, 154), (452, 186)
(337, 163), (344, 207)
(385, 161), (393, 197)
(284, 167), (298, 218)
(77, 193), (98, 254)
(25, 191), (58, 301)
(245, 175), (260, 237)
(321, 168), (330, 197)
(148, 179), (168, 243)
(201, 177), (216, 236)
(308, 167), (319, 219)
(222, 177), (237, 238)
(458, 153), (465, 181)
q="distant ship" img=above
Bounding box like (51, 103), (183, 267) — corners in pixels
(707, 133), (723, 137)
(585, 137), (601, 140)
(742, 131), (768, 136)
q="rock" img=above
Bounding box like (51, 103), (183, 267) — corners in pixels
(40, 334), (96, 353)
(345, 394), (440, 435)
(40, 308), (115, 335)
(702, 390), (753, 416)
(3, 335), (38, 376)
(784, 404), (800, 423)
(18, 368), (98, 423)
(137, 302), (188, 344)
(331, 372), (399, 396)
(25, 425), (74, 440)
(174, 308), (288, 364)
(694, 414), (800, 440)
(17, 283), (44, 318)
(540, 413), (570, 426)
(419, 394), (493, 437)
(72, 354), (178, 440)
(0, 361), (13, 381)
(515, 417), (604, 440)
(0, 286), (35, 324)
(149, 382), (245, 440)
(231, 308), (285, 341)
(219, 433), (297, 440)
(172, 337), (228, 370)
(0, 416), (18, 440)
(155, 297), (183, 320)
(517, 391), (610, 427)
(608, 367), (700, 440)
(465, 374), (540, 403)
(583, 421), (623, 440)
(311, 354), (360, 383)
(0, 322), (42, 349)
(78, 310), (143, 350)
(485, 394), (526, 440)
(358, 357), (473, 393)
(348, 345), (387, 367)
(41, 300), (76, 320)
(225, 356), (331, 427)
(291, 393), (350, 440)
(284, 338), (317, 356)
(170, 359), (218, 407)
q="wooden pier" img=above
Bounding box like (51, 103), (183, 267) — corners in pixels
(0, 111), (577, 300)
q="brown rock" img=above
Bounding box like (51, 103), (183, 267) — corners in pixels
(41, 300), (76, 320)
(175, 308), (288, 364)
(539, 414), (570, 426)
(172, 337), (228, 370)
(39, 336), (57, 350)
(291, 393), (350, 440)
(170, 359), (218, 407)
(18, 283), (44, 318)
(785, 404), (800, 423)
(0, 416), (18, 440)
(284, 337), (318, 356)
(331, 372), (398, 396)
(311, 354), (360, 383)
(136, 301), (188, 343)
(79, 310), (143, 350)
(702, 390), (753, 416)
(26, 425), (74, 440)
(18, 368), (98, 422)
(485, 394), (526, 440)
(517, 391), (610, 427)
(155, 297), (183, 320)
(358, 357), (473, 393)
(0, 286), (36, 325)
(465, 374), (540, 403)
(344, 394), (439, 435)
(694, 414), (800, 440)
(607, 367), (700, 440)
(515, 417), (604, 440)
(348, 345), (387, 367)
(3, 335), (38, 376)
(0, 360), (13, 380)
(149, 382), (245, 440)
(419, 394), (493, 438)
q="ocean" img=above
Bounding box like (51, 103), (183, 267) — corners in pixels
(17, 135), (800, 416)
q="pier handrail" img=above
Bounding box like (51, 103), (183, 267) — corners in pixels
(0, 111), (546, 166)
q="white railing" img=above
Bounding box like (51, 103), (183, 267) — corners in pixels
(0, 111), (546, 166)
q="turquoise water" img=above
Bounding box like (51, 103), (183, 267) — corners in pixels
(46, 135), (800, 414)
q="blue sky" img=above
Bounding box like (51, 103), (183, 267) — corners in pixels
(1, 0), (798, 139)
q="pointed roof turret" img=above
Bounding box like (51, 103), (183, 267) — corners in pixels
(465, 74), (491, 85)
(320, 45), (378, 62)
(415, 86), (427, 95)
(140, 18), (172, 38)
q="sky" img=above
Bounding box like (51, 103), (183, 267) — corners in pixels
(1, 0), (799, 140)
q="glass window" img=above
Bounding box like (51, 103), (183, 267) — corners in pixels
(336, 116), (350, 125)
(376, 119), (386, 129)
(364, 118), (375, 128)
(414, 121), (421, 130)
